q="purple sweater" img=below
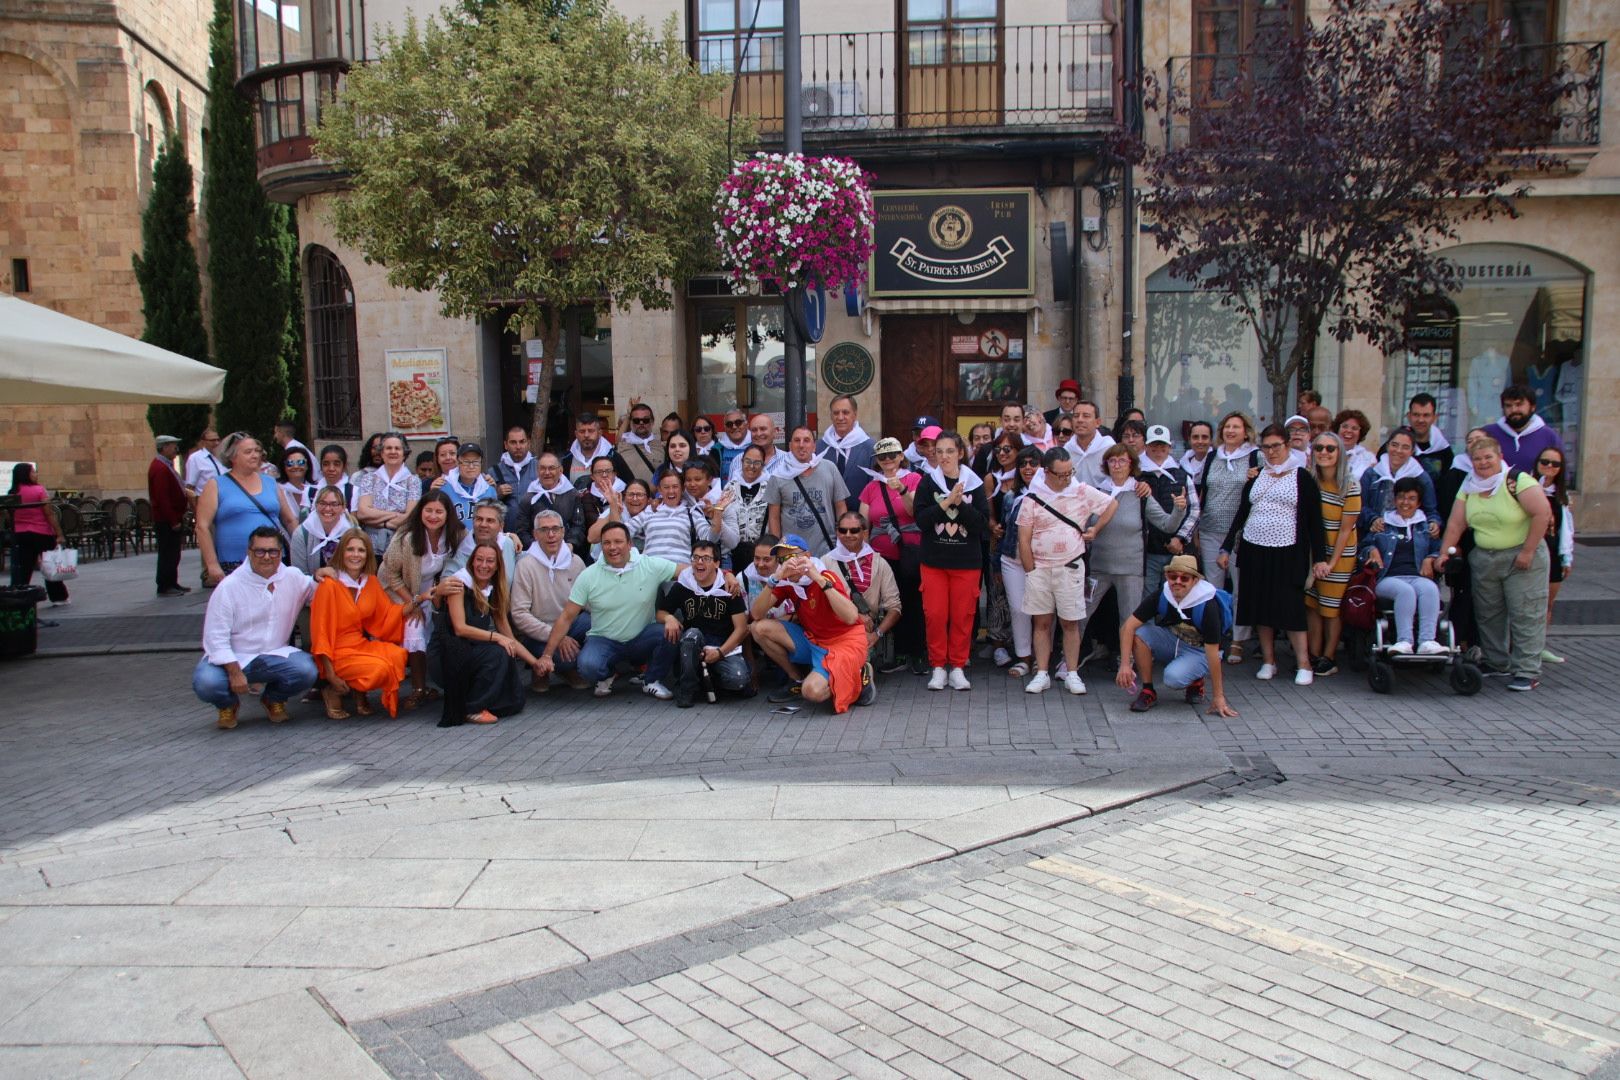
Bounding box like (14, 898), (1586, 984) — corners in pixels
(1482, 418), (1563, 477)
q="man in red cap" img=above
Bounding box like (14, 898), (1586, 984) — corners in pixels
(1044, 379), (1083, 429)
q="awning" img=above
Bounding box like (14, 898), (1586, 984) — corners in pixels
(865, 297), (1041, 314)
(0, 295), (225, 405)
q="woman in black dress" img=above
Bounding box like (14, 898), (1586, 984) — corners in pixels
(1218, 424), (1327, 686)
(431, 540), (543, 726)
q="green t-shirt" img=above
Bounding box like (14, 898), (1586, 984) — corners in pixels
(567, 554), (678, 643)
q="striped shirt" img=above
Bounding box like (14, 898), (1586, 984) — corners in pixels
(630, 501), (711, 562)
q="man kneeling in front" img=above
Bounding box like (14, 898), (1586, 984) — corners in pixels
(1114, 554), (1239, 718)
(749, 534), (874, 712)
(192, 526), (320, 729)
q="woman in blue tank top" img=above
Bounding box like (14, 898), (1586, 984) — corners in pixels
(196, 433), (298, 585)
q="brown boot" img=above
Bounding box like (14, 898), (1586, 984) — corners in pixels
(216, 706), (238, 730)
(264, 700), (290, 723)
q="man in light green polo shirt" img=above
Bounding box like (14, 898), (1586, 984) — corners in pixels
(536, 522), (740, 699)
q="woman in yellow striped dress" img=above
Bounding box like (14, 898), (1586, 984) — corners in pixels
(1306, 432), (1362, 676)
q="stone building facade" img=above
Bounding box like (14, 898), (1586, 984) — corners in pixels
(0, 0), (212, 494)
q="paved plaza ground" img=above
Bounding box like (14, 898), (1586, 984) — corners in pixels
(1, 547), (1618, 1078)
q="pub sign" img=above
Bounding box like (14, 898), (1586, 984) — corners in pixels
(868, 188), (1035, 298)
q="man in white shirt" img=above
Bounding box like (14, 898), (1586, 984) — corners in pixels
(1063, 401), (1116, 488)
(184, 428), (222, 503)
(191, 526), (320, 730)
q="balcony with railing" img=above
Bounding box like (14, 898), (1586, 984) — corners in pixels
(700, 23), (1120, 148)
(1164, 41), (1604, 152)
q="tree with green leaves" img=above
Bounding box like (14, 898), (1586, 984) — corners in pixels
(203, 0), (290, 440)
(134, 136), (215, 445)
(315, 2), (740, 448)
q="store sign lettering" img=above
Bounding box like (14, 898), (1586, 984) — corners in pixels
(889, 237), (1014, 284)
(869, 189), (1034, 298)
(1444, 261), (1535, 280)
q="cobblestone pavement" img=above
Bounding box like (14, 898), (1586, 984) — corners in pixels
(2, 550), (1619, 1078)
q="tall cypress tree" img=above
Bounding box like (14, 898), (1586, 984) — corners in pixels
(203, 0), (288, 440)
(275, 205), (307, 440)
(134, 136), (214, 445)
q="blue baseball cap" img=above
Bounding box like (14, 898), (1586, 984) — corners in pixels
(913, 415), (941, 430)
(771, 534), (811, 558)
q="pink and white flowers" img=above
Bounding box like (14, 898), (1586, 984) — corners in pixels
(713, 152), (875, 293)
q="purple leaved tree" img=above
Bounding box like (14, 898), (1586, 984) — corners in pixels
(1120, 0), (1586, 418)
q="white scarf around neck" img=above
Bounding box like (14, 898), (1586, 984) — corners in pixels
(820, 423), (871, 453)
(336, 570), (367, 591)
(676, 566), (729, 598)
(1065, 431), (1116, 460)
(1137, 452), (1176, 477)
(1413, 427), (1451, 454)
(446, 472), (492, 501)
(925, 463), (983, 495)
(1383, 508), (1428, 530)
(861, 466), (912, 484)
(717, 430), (750, 451)
(1215, 442), (1255, 471)
(569, 438), (611, 465)
(451, 566), (493, 597)
(300, 509), (349, 544)
(1494, 413), (1547, 447)
(1373, 455), (1424, 484)
(1179, 449), (1209, 478)
(523, 541), (574, 576)
(619, 429), (656, 448)
(827, 542), (874, 564)
(527, 475), (575, 499)
(1461, 469), (1509, 497)
(500, 451), (534, 473)
(1162, 578), (1217, 621)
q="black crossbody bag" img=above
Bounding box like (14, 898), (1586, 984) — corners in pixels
(792, 474), (836, 551)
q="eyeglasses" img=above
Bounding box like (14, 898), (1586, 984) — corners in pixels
(996, 445), (1017, 454)
(1537, 458), (1562, 468)
(537, 525), (564, 533)
(631, 415), (654, 425)
(1165, 572), (1197, 584)
(285, 459), (307, 468)
(693, 425), (713, 433)
(837, 527), (864, 535)
(725, 418), (746, 427)
(690, 554), (717, 563)
(1047, 471), (1074, 482)
(1312, 445), (1338, 453)
(249, 548), (282, 558)
(1260, 441), (1287, 450)
(316, 500), (345, 509)
(1056, 429), (1073, 437)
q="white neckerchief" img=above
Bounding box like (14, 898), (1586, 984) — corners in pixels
(1373, 455), (1424, 484)
(451, 567), (493, 597)
(1414, 428), (1451, 454)
(1287, 448), (1310, 470)
(826, 542), (875, 564)
(1462, 469), (1508, 497)
(821, 423), (870, 453)
(300, 510), (348, 546)
(526, 475), (575, 500)
(688, 479), (724, 505)
(445, 472), (492, 503)
(336, 570), (367, 591)
(926, 463), (984, 495)
(523, 541), (574, 578)
(1494, 413), (1547, 448)
(588, 477), (627, 504)
(1383, 508), (1427, 531)
(779, 451), (826, 479)
(991, 468), (1015, 488)
(1162, 579), (1217, 621)
(741, 562), (772, 591)
(1180, 449), (1209, 478)
(500, 451), (534, 474)
(903, 442), (929, 466)
(861, 466), (912, 484)
(1138, 452), (1176, 477)
(717, 430), (750, 452)
(569, 439), (611, 465)
(601, 549), (641, 576)
(676, 566), (729, 598)
(619, 430), (655, 448)
(1100, 476), (1138, 497)
(1065, 431), (1116, 461)
(1215, 442), (1254, 472)
(775, 573), (817, 599)
(377, 463), (411, 490)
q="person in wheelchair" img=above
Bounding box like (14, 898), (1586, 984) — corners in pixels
(1357, 477), (1447, 656)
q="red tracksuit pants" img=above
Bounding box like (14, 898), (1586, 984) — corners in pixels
(920, 565), (981, 669)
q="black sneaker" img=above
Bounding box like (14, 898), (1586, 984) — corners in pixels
(1312, 655), (1338, 677)
(857, 663), (877, 706)
(909, 655), (930, 677)
(1184, 678), (1204, 705)
(1507, 675), (1539, 692)
(767, 680), (802, 704)
(1129, 687), (1158, 712)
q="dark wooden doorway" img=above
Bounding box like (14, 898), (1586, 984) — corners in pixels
(882, 316), (947, 439)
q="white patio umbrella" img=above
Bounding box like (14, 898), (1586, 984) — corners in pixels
(0, 295), (225, 404)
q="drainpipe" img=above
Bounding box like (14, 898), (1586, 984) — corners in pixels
(1117, 0), (1143, 416)
(782, 0), (806, 433)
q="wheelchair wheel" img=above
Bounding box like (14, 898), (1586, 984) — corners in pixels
(1449, 661), (1483, 696)
(1368, 659), (1394, 694)
(1344, 627), (1371, 673)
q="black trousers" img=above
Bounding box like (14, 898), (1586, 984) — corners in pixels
(155, 521), (183, 592)
(9, 532), (68, 603)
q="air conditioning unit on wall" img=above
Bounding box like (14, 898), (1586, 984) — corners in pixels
(802, 82), (869, 130)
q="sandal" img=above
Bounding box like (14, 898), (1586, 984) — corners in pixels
(352, 693), (375, 716)
(320, 687), (351, 721)
(402, 688), (431, 710)
(1007, 661), (1030, 678)
(467, 710), (499, 725)
(1225, 643), (1245, 665)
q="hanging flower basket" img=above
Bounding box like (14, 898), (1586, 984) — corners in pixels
(713, 152), (875, 294)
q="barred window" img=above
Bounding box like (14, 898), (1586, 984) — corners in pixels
(306, 245), (361, 439)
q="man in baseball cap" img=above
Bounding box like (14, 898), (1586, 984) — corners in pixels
(1114, 553), (1237, 718)
(750, 534), (874, 712)
(1138, 424), (1199, 587)
(904, 417), (941, 468)
(150, 435), (190, 596)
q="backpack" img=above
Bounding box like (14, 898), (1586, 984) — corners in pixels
(1340, 563), (1381, 632)
(1156, 588), (1235, 643)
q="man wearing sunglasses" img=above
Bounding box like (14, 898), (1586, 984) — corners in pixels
(715, 409), (752, 477)
(1115, 554), (1238, 717)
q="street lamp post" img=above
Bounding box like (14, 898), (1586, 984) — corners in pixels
(781, 0), (805, 434)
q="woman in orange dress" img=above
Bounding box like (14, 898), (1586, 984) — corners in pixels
(311, 528), (408, 717)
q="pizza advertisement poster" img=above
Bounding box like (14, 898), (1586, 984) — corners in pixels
(384, 349), (451, 437)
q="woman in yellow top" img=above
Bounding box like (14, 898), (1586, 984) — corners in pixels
(1436, 434), (1552, 692)
(311, 529), (408, 717)
(1305, 433), (1362, 676)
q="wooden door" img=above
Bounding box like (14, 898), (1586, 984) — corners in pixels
(881, 316), (949, 439)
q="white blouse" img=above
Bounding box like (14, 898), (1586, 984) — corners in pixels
(1242, 470), (1300, 548)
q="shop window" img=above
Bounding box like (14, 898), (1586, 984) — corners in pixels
(1144, 263), (1339, 443)
(1189, 0), (1301, 138)
(694, 0), (784, 73)
(688, 284), (816, 423)
(306, 245), (361, 439)
(902, 0), (1002, 126)
(1383, 242), (1586, 481)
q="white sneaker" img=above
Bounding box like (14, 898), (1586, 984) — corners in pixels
(593, 676), (615, 698)
(1294, 668), (1314, 686)
(993, 647), (1013, 667)
(644, 680), (673, 700)
(1256, 663), (1277, 681)
(1025, 671), (1051, 694)
(1064, 672), (1088, 695)
(1416, 640), (1448, 656)
(948, 667), (972, 691)
(927, 667), (948, 691)
(1387, 640), (1414, 655)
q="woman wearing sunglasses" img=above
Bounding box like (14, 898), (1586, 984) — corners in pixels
(1536, 446), (1574, 663)
(1303, 433), (1361, 676)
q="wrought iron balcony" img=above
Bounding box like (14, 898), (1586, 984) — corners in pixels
(1164, 41), (1604, 151)
(696, 23), (1120, 145)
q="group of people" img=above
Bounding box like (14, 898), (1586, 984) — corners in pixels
(179, 377), (1573, 728)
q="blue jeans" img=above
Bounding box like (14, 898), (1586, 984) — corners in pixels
(649, 626), (752, 696)
(192, 652), (319, 708)
(576, 622), (665, 683)
(519, 612), (592, 673)
(1133, 624), (1211, 689)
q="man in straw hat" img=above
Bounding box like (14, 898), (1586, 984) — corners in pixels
(1115, 554), (1238, 717)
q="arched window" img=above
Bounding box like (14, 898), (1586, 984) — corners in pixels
(306, 245), (361, 438)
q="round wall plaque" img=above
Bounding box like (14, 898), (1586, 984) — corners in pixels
(821, 342), (875, 397)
